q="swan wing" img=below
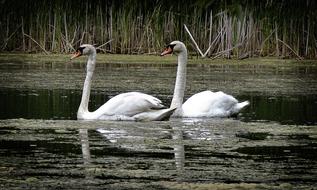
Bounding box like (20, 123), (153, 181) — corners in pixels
(182, 90), (239, 117)
(93, 92), (165, 118)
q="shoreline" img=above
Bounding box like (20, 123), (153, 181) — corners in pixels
(1, 53), (317, 66)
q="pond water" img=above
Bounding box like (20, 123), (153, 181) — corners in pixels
(0, 88), (316, 125)
(0, 60), (316, 189)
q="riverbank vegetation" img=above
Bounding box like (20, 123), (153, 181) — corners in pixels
(0, 0), (316, 59)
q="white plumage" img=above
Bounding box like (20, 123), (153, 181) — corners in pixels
(161, 41), (249, 118)
(182, 91), (248, 117)
(71, 44), (175, 121)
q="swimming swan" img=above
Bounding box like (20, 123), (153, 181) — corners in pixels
(161, 41), (249, 117)
(71, 44), (175, 121)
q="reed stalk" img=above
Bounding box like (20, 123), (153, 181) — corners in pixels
(0, 0), (316, 58)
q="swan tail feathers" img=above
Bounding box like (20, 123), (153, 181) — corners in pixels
(155, 107), (177, 121)
(232, 100), (249, 114)
(134, 107), (176, 121)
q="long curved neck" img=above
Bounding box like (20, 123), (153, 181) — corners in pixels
(78, 52), (96, 117)
(170, 50), (187, 115)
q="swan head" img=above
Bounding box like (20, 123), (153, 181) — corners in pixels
(161, 41), (186, 56)
(71, 44), (96, 60)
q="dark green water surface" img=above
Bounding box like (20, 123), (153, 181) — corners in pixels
(0, 88), (316, 125)
(0, 61), (316, 125)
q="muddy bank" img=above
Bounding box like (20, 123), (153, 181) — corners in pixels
(0, 119), (316, 189)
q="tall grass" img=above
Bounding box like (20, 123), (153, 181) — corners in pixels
(0, 0), (316, 59)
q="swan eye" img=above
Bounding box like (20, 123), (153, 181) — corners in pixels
(166, 44), (176, 49)
(71, 47), (84, 59)
(77, 47), (85, 53)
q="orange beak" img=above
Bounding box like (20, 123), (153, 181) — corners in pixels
(70, 51), (82, 60)
(160, 46), (173, 56)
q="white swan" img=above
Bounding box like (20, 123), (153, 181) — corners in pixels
(71, 44), (175, 121)
(161, 41), (249, 117)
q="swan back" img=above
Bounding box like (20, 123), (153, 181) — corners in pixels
(90, 92), (166, 118)
(182, 91), (247, 117)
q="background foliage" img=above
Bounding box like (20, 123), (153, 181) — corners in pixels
(0, 0), (316, 58)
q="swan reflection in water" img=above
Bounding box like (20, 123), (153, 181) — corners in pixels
(96, 125), (187, 171)
(78, 127), (186, 176)
(90, 119), (225, 171)
(172, 127), (185, 171)
(79, 129), (91, 165)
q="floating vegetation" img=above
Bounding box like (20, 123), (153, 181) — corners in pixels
(0, 119), (316, 189)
